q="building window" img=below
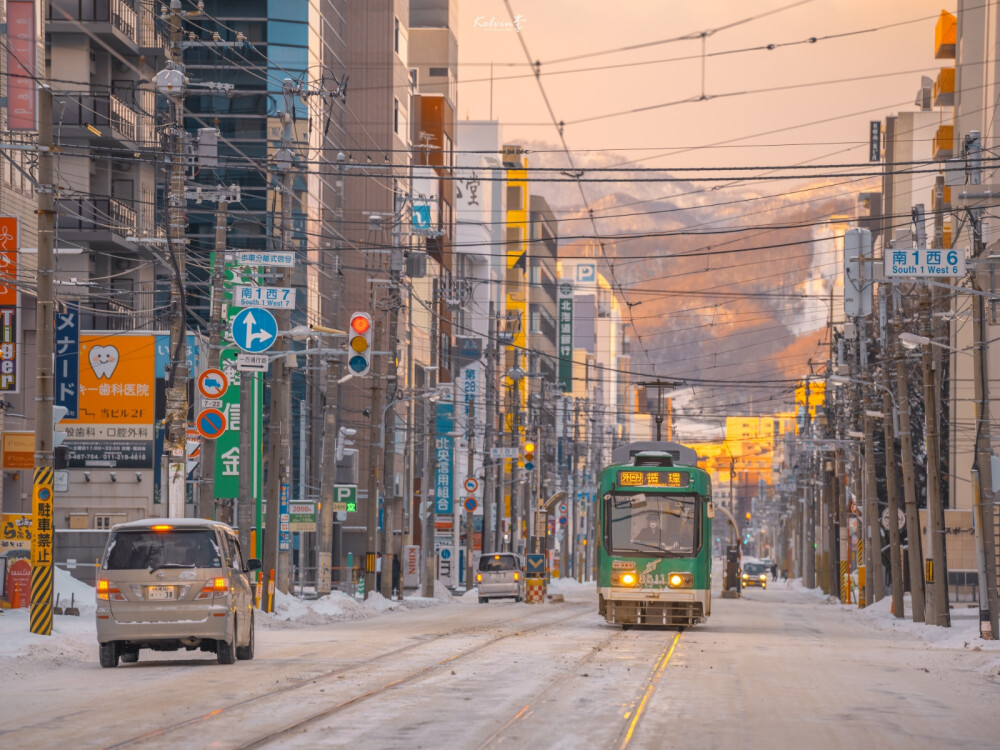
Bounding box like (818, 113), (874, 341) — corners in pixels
(394, 97), (400, 135)
(429, 67), (448, 77)
(506, 226), (522, 251)
(530, 264), (541, 285)
(530, 310), (541, 334)
(507, 185), (522, 211)
(394, 17), (400, 52)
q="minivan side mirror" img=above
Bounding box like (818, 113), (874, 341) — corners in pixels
(246, 558), (262, 572)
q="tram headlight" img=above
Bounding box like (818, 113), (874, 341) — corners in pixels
(612, 571), (638, 587)
(667, 573), (694, 588)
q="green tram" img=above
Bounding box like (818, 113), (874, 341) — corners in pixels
(597, 442), (714, 628)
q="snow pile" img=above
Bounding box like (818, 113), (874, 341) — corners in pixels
(548, 577), (593, 595)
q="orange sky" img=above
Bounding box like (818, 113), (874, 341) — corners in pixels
(456, 0), (952, 171)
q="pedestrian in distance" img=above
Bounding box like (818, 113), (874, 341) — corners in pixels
(770, 563), (778, 582)
(392, 554), (401, 600)
(375, 552), (382, 593)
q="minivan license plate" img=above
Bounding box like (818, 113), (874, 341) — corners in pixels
(147, 586), (175, 601)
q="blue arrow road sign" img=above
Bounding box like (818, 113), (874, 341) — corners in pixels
(231, 308), (277, 353)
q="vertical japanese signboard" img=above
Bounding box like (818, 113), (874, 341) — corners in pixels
(55, 306), (80, 418)
(6, 1), (36, 131)
(30, 467), (54, 635)
(435, 401), (454, 516)
(558, 282), (573, 392)
(0, 217), (18, 392)
(58, 333), (156, 469)
(211, 254), (263, 503)
(869, 121), (881, 163)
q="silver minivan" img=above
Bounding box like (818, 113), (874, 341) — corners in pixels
(95, 518), (259, 667)
(476, 553), (525, 603)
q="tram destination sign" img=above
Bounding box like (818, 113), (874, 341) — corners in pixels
(884, 247), (966, 278)
(617, 470), (689, 488)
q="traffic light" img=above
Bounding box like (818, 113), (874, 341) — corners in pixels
(347, 312), (372, 375)
(523, 440), (535, 471)
(745, 511), (751, 521)
(53, 405), (69, 448)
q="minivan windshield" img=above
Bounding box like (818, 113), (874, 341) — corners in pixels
(479, 555), (518, 572)
(744, 562), (767, 576)
(103, 529), (222, 570)
(607, 493), (699, 556)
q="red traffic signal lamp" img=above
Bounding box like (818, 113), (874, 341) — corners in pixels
(524, 440), (535, 471)
(348, 312), (372, 375)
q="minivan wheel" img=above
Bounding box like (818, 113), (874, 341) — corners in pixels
(120, 649), (139, 664)
(236, 612), (254, 661)
(99, 641), (119, 668)
(217, 619), (237, 665)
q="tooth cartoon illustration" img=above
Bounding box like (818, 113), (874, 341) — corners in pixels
(89, 345), (120, 379)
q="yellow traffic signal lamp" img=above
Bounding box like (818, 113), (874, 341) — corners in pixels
(524, 440), (535, 471)
(745, 512), (752, 521)
(348, 312), (372, 375)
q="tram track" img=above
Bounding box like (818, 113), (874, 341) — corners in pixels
(616, 631), (683, 749)
(101, 603), (589, 750)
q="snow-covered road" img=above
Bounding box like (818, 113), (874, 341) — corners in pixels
(1, 571), (998, 749)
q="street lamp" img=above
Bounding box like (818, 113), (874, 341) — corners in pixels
(898, 331), (970, 355)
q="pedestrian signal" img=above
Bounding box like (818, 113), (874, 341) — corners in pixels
(348, 312), (372, 375)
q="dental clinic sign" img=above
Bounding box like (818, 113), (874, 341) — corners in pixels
(884, 247), (966, 278)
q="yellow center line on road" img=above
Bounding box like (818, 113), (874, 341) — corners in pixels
(618, 631), (682, 750)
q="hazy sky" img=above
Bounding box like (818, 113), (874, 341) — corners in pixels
(455, 0), (953, 171)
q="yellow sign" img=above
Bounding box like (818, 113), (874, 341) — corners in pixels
(1, 511), (31, 553)
(1, 431), (34, 469)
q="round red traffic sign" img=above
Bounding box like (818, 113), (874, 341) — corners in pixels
(197, 368), (229, 399)
(196, 408), (227, 440)
(463, 477), (479, 493)
(464, 497), (478, 512)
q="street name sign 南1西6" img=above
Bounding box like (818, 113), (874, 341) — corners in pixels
(884, 247), (966, 278)
(490, 447), (519, 459)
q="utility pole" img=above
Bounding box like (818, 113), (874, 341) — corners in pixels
(421, 375), (437, 597)
(162, 0), (190, 519)
(30, 0), (56, 636)
(880, 294), (905, 617)
(262, 82), (297, 596)
(198, 196), (232, 519)
(803, 379), (815, 589)
(482, 302), (497, 555)
(316, 356), (340, 596)
(862, 401), (885, 602)
(893, 286), (926, 622)
(962, 131), (998, 637)
(380, 245), (403, 600)
(364, 311), (386, 600)
(465, 399), (476, 592)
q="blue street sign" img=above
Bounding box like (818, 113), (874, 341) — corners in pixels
(231, 308), (277, 353)
(526, 554), (545, 577)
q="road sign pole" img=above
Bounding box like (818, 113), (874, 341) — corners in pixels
(199, 200), (229, 519)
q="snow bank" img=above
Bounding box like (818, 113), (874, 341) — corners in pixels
(548, 577), (593, 595)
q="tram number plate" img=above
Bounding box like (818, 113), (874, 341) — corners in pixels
(617, 470), (688, 488)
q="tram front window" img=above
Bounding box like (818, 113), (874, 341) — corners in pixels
(608, 494), (698, 556)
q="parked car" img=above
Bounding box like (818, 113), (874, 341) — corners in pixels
(476, 553), (525, 603)
(95, 518), (259, 667)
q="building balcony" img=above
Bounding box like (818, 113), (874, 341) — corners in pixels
(935, 10), (956, 59)
(62, 93), (141, 147)
(933, 68), (955, 108)
(932, 125), (954, 160)
(49, 0), (139, 56)
(57, 197), (138, 251)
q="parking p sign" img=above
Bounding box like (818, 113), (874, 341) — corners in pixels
(332, 484), (357, 512)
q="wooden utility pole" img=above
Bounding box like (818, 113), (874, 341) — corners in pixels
(30, 0), (56, 636)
